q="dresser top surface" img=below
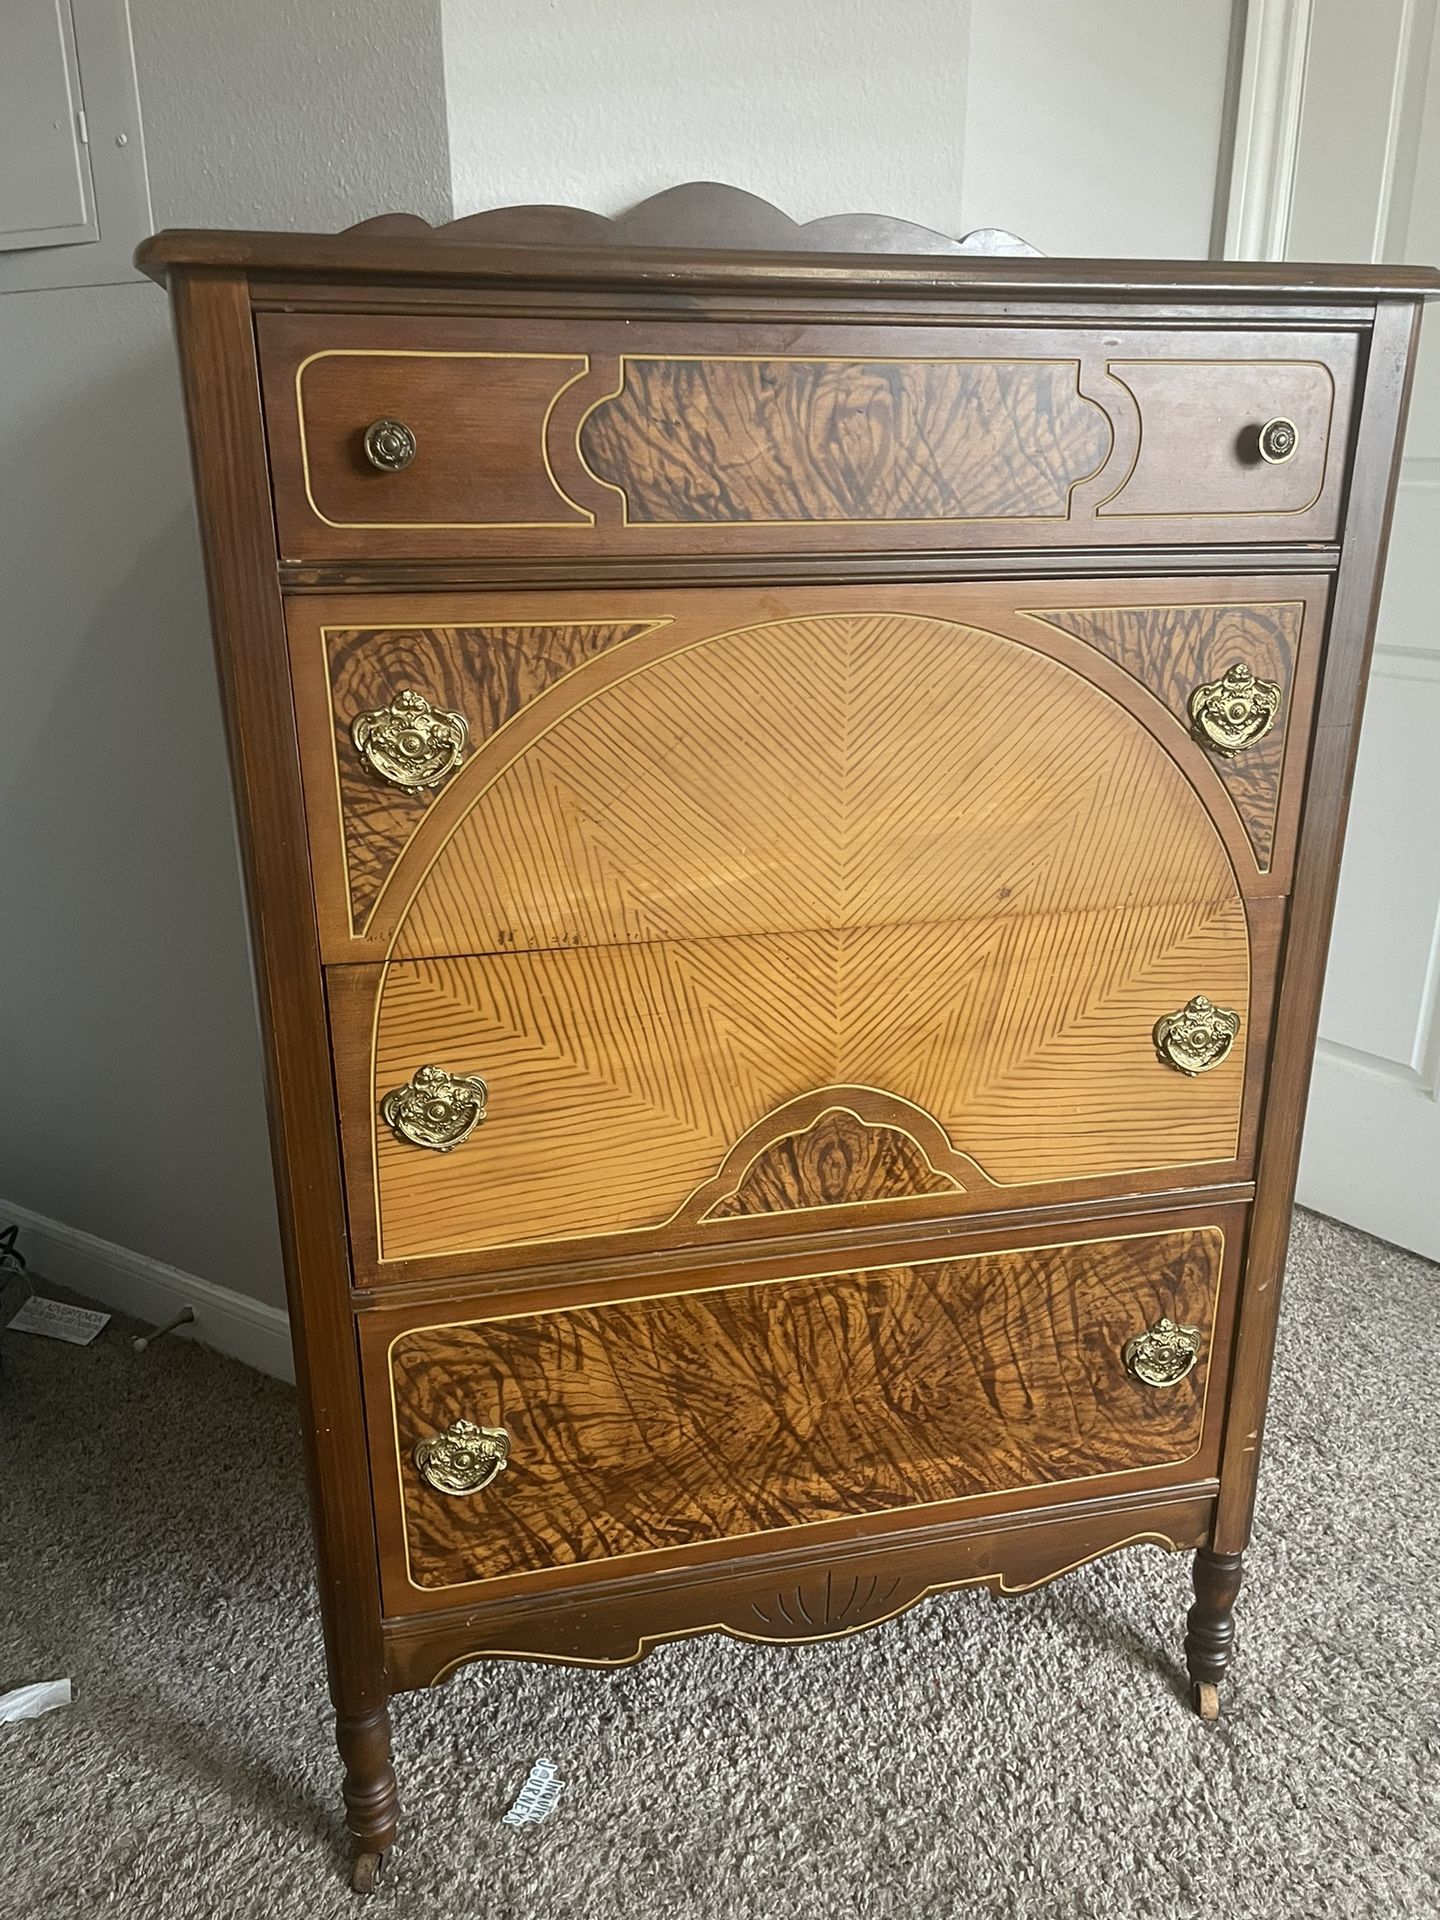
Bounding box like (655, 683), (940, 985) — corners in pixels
(136, 179), (1440, 304)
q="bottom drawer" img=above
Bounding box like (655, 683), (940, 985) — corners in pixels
(362, 1208), (1242, 1611)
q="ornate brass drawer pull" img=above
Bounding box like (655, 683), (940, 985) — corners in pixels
(414, 1418), (510, 1495)
(1190, 656), (1282, 752)
(351, 688), (469, 793)
(1188, 661), (1282, 757)
(1257, 415), (1298, 464)
(1154, 995), (1240, 1076)
(1123, 1317), (1201, 1387)
(362, 417), (417, 471)
(381, 1064), (489, 1151)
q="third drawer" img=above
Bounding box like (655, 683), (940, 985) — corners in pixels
(328, 903), (1281, 1286)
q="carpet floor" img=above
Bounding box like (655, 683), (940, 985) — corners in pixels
(2, 1208), (1438, 1919)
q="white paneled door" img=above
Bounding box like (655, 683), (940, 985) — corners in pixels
(1281, 0), (1440, 1256)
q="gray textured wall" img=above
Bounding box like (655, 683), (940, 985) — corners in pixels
(0, 1), (450, 1311)
(442, 0), (1232, 254)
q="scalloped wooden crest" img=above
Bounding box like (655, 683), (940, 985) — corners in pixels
(343, 180), (1041, 258)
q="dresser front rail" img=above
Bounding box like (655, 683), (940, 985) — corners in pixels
(380, 1487), (1220, 1688)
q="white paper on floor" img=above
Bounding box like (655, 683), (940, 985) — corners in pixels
(5, 1296), (110, 1345)
(0, 1680), (73, 1724)
(501, 1758), (563, 1826)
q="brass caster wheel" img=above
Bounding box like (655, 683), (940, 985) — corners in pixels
(351, 1851), (386, 1895)
(1191, 1681), (1221, 1723)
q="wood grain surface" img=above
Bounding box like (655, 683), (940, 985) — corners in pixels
(140, 181), (1440, 296)
(1214, 301), (1425, 1553)
(325, 619), (661, 927)
(385, 1225), (1223, 1590)
(356, 898), (1254, 1263)
(165, 274), (400, 1852)
(295, 348), (592, 532)
(154, 186), (1430, 1870)
(702, 1108), (962, 1217)
(388, 607), (1240, 963)
(290, 577), (1326, 962)
(1026, 599), (1306, 870)
(258, 313), (1359, 563)
(578, 356), (1111, 523)
(381, 1490), (1216, 1675)
(1097, 355), (1348, 520)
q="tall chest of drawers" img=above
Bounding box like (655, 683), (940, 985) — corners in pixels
(139, 186), (1436, 1889)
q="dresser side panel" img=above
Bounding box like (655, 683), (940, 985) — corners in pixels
(165, 269), (386, 1715)
(1214, 298), (1425, 1551)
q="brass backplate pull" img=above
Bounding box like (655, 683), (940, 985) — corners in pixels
(381, 1064), (489, 1151)
(1188, 662), (1282, 756)
(1123, 1317), (1201, 1387)
(1154, 995), (1240, 1076)
(414, 1419), (510, 1495)
(352, 687), (469, 793)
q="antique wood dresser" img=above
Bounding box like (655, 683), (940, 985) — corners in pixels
(138, 185), (1436, 1890)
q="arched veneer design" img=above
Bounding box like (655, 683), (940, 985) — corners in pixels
(368, 611), (1251, 1261)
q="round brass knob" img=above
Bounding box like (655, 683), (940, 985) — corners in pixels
(414, 1418), (510, 1495)
(1123, 1317), (1201, 1388)
(1257, 416), (1298, 464)
(381, 1064), (489, 1151)
(362, 417), (417, 471)
(1154, 995), (1241, 1076)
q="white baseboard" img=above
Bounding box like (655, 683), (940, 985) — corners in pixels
(0, 1198), (294, 1384)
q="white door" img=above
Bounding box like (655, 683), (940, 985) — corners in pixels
(1261, 0), (1440, 1256)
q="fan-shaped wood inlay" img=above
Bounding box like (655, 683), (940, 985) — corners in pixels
(369, 897), (1250, 1260)
(391, 1226), (1222, 1587)
(747, 1571), (907, 1636)
(1024, 601), (1301, 870)
(578, 358), (1109, 525)
(392, 611), (1238, 962)
(329, 620), (661, 926)
(703, 1108), (963, 1218)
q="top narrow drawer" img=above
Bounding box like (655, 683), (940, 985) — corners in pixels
(257, 313), (1359, 563)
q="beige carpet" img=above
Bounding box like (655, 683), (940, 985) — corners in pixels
(3, 1208), (1438, 1919)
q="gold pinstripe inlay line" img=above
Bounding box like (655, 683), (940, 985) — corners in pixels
(416, 1527), (1193, 1680)
(314, 617), (673, 937)
(293, 349), (596, 529)
(1096, 359), (1336, 519)
(572, 354), (1113, 528)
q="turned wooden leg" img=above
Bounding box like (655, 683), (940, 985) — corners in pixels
(336, 1703), (400, 1892)
(1185, 1548), (1244, 1722)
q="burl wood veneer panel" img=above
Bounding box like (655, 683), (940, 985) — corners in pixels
(576, 355), (1110, 522)
(324, 620), (663, 929)
(1026, 599), (1303, 872)
(380, 1224), (1225, 1593)
(349, 897), (1255, 1265)
(390, 609), (1238, 962)
(704, 1108), (959, 1218)
(259, 313), (1356, 560)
